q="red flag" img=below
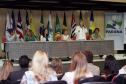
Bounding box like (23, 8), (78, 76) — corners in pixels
(71, 13), (77, 40)
(16, 10), (24, 41)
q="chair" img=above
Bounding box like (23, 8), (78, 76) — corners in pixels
(82, 82), (112, 84)
(79, 76), (106, 84)
(10, 81), (20, 84)
(43, 80), (67, 84)
(105, 73), (117, 82)
(113, 74), (126, 84)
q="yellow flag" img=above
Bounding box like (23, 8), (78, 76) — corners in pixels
(30, 14), (36, 35)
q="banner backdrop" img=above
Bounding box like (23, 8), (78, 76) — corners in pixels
(124, 13), (126, 44)
(105, 13), (124, 50)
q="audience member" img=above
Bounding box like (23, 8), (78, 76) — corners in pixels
(92, 28), (102, 40)
(62, 51), (93, 84)
(0, 60), (13, 81)
(112, 65), (126, 84)
(20, 50), (57, 84)
(50, 58), (63, 75)
(102, 55), (119, 81)
(50, 58), (63, 80)
(84, 51), (100, 76)
(118, 65), (126, 74)
(8, 55), (30, 81)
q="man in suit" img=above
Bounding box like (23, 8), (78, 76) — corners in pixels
(8, 55), (30, 81)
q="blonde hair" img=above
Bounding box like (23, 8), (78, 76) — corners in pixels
(55, 33), (62, 41)
(50, 58), (63, 74)
(0, 60), (13, 80)
(70, 52), (88, 84)
(30, 50), (53, 80)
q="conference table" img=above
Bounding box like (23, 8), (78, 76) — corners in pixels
(5, 40), (114, 60)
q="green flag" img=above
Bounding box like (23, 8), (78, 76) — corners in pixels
(55, 14), (62, 34)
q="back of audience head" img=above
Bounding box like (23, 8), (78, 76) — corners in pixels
(0, 60), (13, 80)
(50, 58), (63, 75)
(70, 51), (89, 84)
(19, 55), (30, 69)
(31, 50), (48, 73)
(30, 50), (55, 81)
(71, 51), (87, 74)
(104, 55), (119, 74)
(83, 51), (93, 63)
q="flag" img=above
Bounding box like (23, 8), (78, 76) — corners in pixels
(5, 12), (13, 42)
(55, 14), (62, 34)
(30, 12), (36, 35)
(5, 13), (11, 31)
(39, 12), (45, 35)
(25, 11), (30, 31)
(10, 10), (16, 30)
(79, 11), (83, 22)
(89, 10), (95, 32)
(71, 13), (77, 40)
(1, 13), (10, 51)
(16, 10), (24, 41)
(47, 12), (53, 41)
(63, 12), (67, 29)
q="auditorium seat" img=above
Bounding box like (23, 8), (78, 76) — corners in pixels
(10, 81), (20, 84)
(105, 73), (117, 82)
(43, 80), (67, 84)
(82, 82), (112, 84)
(79, 76), (106, 84)
(113, 74), (126, 84)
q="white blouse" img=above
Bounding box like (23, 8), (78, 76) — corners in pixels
(40, 35), (46, 42)
(62, 35), (69, 41)
(62, 71), (93, 84)
(20, 71), (58, 84)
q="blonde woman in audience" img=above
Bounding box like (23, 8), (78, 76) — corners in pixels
(20, 50), (57, 84)
(0, 60), (13, 81)
(62, 52), (93, 84)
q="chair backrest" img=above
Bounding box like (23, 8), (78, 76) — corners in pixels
(11, 81), (20, 84)
(105, 73), (117, 82)
(43, 80), (67, 84)
(82, 82), (112, 84)
(79, 76), (106, 84)
(113, 74), (126, 84)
